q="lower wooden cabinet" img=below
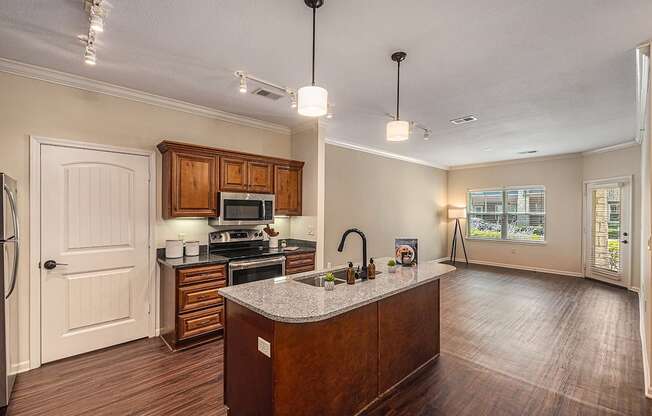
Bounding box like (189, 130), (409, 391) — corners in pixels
(286, 252), (315, 275)
(178, 306), (224, 340)
(160, 263), (227, 350)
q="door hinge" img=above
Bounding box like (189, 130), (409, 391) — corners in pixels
(147, 303), (151, 315)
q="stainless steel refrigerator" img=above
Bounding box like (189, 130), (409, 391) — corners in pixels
(0, 174), (19, 412)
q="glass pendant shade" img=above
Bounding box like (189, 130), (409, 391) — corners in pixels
(386, 120), (410, 141)
(298, 85), (328, 117)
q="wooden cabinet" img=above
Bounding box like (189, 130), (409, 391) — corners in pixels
(221, 157), (274, 194)
(158, 141), (304, 217)
(275, 165), (302, 215)
(160, 149), (218, 219)
(247, 160), (274, 193)
(160, 263), (227, 350)
(220, 157), (248, 192)
(286, 252), (315, 275)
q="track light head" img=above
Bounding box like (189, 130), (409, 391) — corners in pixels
(84, 47), (96, 65)
(89, 5), (104, 32)
(238, 74), (247, 94)
(424, 130), (431, 140)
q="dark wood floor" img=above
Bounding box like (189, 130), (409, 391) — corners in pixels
(8, 264), (651, 415)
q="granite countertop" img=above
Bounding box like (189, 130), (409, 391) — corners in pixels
(218, 258), (456, 323)
(157, 252), (229, 269)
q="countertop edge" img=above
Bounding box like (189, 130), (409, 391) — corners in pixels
(220, 268), (454, 323)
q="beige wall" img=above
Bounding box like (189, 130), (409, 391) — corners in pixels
(448, 146), (642, 287)
(0, 72), (292, 367)
(448, 156), (584, 275)
(290, 123), (318, 241)
(583, 145), (642, 288)
(324, 144), (448, 266)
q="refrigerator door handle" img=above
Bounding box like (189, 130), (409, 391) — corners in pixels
(4, 184), (19, 299)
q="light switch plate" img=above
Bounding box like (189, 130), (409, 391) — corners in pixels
(258, 337), (271, 357)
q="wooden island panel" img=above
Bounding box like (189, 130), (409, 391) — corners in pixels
(378, 280), (440, 393)
(223, 280), (440, 416)
(273, 303), (378, 416)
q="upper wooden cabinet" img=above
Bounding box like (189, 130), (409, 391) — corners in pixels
(158, 141), (304, 218)
(220, 157), (248, 192)
(220, 157), (274, 194)
(161, 149), (218, 219)
(274, 165), (302, 216)
(247, 161), (274, 194)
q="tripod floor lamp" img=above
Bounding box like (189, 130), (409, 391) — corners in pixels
(449, 207), (469, 265)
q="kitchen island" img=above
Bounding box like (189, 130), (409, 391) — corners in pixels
(218, 259), (455, 416)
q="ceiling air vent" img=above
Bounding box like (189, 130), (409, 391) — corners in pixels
(450, 115), (478, 125)
(517, 150), (538, 155)
(252, 88), (284, 101)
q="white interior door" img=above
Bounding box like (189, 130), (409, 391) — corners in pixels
(40, 144), (150, 363)
(584, 178), (632, 288)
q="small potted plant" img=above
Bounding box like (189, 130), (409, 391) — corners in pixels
(324, 272), (336, 291)
(387, 259), (398, 273)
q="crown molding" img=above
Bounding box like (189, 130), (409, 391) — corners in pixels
(581, 140), (639, 156)
(324, 137), (449, 170)
(449, 153), (581, 171)
(0, 57), (291, 135)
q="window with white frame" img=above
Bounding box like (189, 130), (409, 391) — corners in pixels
(467, 187), (545, 242)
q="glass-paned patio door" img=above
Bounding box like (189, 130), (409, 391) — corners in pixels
(584, 178), (631, 287)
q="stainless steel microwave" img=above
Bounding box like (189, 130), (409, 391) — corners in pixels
(208, 192), (275, 226)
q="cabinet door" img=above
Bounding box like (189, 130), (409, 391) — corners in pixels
(220, 157), (248, 192)
(168, 151), (218, 218)
(247, 161), (274, 194)
(274, 165), (302, 215)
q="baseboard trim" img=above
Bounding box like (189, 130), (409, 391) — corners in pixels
(16, 360), (31, 374)
(445, 258), (583, 278)
(433, 257), (449, 263)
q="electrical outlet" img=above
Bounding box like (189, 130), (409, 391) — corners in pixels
(511, 248), (516, 254)
(258, 337), (271, 357)
(178, 232), (186, 241)
(307, 226), (315, 236)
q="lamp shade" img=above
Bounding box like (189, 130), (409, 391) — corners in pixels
(448, 207), (467, 219)
(298, 85), (328, 117)
(386, 120), (410, 141)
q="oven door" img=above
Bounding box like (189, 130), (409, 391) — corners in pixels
(228, 256), (286, 286)
(213, 192), (274, 226)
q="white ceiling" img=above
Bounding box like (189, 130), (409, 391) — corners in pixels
(1, 0), (651, 167)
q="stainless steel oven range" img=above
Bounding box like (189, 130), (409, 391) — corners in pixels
(209, 229), (285, 286)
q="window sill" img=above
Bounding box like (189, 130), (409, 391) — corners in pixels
(465, 237), (547, 246)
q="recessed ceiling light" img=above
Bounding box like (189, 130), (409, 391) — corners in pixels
(450, 115), (478, 125)
(483, 147), (493, 152)
(517, 150), (538, 155)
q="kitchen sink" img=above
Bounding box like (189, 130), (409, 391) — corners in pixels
(294, 269), (381, 287)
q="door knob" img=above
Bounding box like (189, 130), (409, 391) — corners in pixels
(43, 260), (68, 270)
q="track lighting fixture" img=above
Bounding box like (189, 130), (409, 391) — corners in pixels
(81, 0), (106, 66)
(233, 72), (324, 115)
(386, 51), (410, 141)
(238, 73), (247, 94)
(298, 0), (328, 117)
(289, 91), (298, 108)
(84, 46), (97, 65)
(89, 7), (104, 32)
(424, 130), (431, 140)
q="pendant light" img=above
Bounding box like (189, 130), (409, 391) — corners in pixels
(387, 51), (410, 141)
(298, 0), (328, 117)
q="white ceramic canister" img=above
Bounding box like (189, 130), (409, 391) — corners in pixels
(269, 236), (279, 249)
(185, 240), (200, 257)
(165, 240), (184, 259)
